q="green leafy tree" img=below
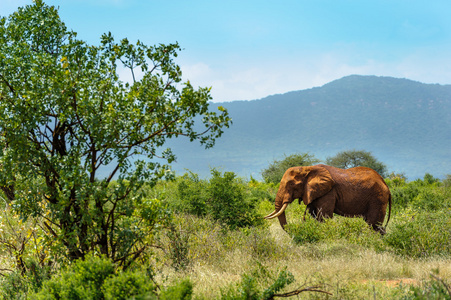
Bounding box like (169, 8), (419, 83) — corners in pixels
(0, 1), (230, 265)
(326, 150), (388, 177)
(261, 153), (320, 184)
(208, 169), (261, 230)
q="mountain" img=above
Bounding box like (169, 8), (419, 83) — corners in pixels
(166, 75), (451, 179)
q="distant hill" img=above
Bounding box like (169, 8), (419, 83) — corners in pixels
(166, 75), (451, 179)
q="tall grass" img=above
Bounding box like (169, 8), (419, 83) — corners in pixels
(1, 172), (450, 299)
(154, 209), (451, 299)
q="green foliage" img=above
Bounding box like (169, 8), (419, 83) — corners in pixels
(31, 255), (115, 300)
(326, 149), (388, 177)
(403, 269), (451, 300)
(29, 255), (161, 300)
(0, 1), (230, 265)
(286, 215), (327, 244)
(238, 227), (282, 259)
(386, 172), (408, 187)
(383, 210), (451, 258)
(287, 214), (380, 246)
(0, 270), (28, 300)
(287, 205), (451, 258)
(208, 169), (262, 229)
(101, 270), (155, 300)
(443, 174), (451, 188)
(261, 153), (320, 184)
(260, 269), (295, 300)
(220, 264), (295, 300)
(171, 169), (263, 230)
(387, 173), (451, 211)
(176, 172), (208, 216)
(159, 279), (193, 300)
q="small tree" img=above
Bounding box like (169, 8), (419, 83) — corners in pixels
(208, 169), (261, 229)
(326, 150), (388, 177)
(261, 153), (320, 184)
(0, 1), (230, 266)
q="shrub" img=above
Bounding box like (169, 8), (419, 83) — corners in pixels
(0, 270), (30, 300)
(176, 172), (208, 216)
(287, 214), (384, 251)
(173, 170), (264, 230)
(160, 279), (193, 300)
(245, 227), (279, 259)
(384, 210), (451, 258)
(29, 255), (166, 299)
(220, 265), (295, 300)
(102, 270), (155, 300)
(31, 255), (115, 300)
(389, 182), (421, 208)
(207, 169), (263, 229)
(286, 215), (326, 244)
(389, 174), (451, 211)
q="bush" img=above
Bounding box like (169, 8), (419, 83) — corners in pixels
(220, 265), (295, 300)
(208, 169), (262, 229)
(286, 214), (380, 246)
(176, 172), (208, 216)
(173, 169), (263, 230)
(388, 174), (450, 211)
(160, 279), (193, 300)
(286, 215), (327, 244)
(0, 270), (30, 300)
(239, 227), (282, 259)
(31, 255), (115, 300)
(384, 209), (451, 258)
(167, 221), (191, 271)
(102, 270), (155, 300)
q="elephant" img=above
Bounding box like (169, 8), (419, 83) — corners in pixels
(264, 164), (391, 234)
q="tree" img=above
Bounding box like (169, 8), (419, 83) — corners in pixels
(0, 1), (230, 266)
(261, 153), (320, 184)
(326, 150), (388, 177)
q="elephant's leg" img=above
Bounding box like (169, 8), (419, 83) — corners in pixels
(306, 204), (317, 219)
(312, 195), (335, 222)
(372, 224), (386, 235)
(366, 203), (387, 235)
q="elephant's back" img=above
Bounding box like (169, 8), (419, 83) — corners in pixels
(322, 165), (390, 204)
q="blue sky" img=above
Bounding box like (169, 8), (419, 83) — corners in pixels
(2, 0), (450, 102)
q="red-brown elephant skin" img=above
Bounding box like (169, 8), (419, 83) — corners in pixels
(264, 164), (391, 234)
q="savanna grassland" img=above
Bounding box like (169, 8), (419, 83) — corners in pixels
(1, 170), (451, 299)
(147, 172), (451, 299)
(1, 2), (450, 299)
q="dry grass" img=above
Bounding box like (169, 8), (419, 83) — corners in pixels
(158, 221), (451, 299)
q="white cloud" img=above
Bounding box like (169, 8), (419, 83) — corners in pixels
(179, 47), (451, 102)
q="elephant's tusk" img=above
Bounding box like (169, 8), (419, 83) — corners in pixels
(263, 209), (278, 219)
(264, 203), (288, 220)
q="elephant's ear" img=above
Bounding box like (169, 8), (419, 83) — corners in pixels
(302, 166), (335, 205)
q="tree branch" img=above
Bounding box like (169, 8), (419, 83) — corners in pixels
(268, 285), (332, 299)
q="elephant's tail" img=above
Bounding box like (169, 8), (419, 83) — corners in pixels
(385, 192), (392, 228)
